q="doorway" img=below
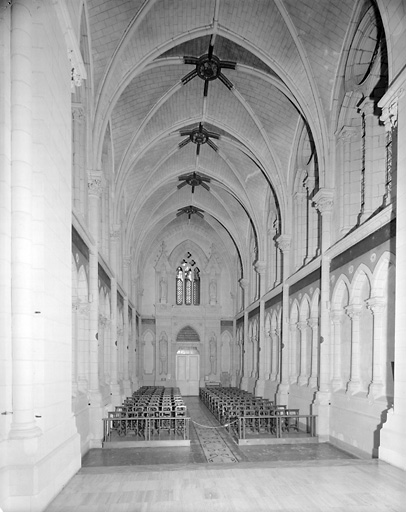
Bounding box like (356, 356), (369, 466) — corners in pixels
(176, 347), (200, 396)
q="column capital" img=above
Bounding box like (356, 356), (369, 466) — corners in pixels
(380, 99), (398, 131)
(110, 224), (121, 241)
(330, 309), (344, 323)
(308, 317), (319, 329)
(345, 303), (363, 319)
(87, 170), (103, 197)
(297, 321), (308, 331)
(71, 104), (85, 123)
(357, 97), (375, 116)
(313, 188), (334, 215)
(289, 321), (298, 332)
(239, 278), (249, 290)
(276, 234), (291, 253)
(336, 125), (357, 142)
(304, 174), (316, 193)
(294, 191), (306, 204)
(365, 297), (386, 314)
(123, 256), (131, 269)
(254, 260), (267, 275)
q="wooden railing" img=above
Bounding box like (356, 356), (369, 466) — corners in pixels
(227, 413), (317, 441)
(102, 414), (190, 443)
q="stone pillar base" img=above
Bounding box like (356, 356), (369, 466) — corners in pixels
(122, 379), (132, 398)
(298, 376), (309, 386)
(254, 378), (266, 397)
(240, 377), (249, 391)
(347, 380), (361, 395)
(109, 383), (122, 407)
(312, 390), (331, 440)
(379, 409), (406, 470)
(276, 382), (289, 406)
(367, 382), (385, 400)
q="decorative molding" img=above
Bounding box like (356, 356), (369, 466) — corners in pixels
(276, 234), (291, 253)
(254, 260), (267, 275)
(345, 304), (363, 319)
(365, 297), (386, 314)
(87, 170), (103, 197)
(51, 0), (87, 89)
(336, 125), (357, 141)
(313, 188), (334, 214)
(239, 278), (249, 289)
(71, 104), (85, 123)
(110, 225), (121, 241)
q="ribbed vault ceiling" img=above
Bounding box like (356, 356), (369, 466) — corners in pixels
(85, 0), (357, 275)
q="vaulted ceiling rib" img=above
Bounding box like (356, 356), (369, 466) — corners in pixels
(87, 0), (354, 277)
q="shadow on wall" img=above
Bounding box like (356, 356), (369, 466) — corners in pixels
(373, 407), (390, 458)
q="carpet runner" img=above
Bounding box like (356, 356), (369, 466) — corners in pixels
(184, 397), (238, 464)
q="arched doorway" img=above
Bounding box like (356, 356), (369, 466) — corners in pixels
(176, 347), (200, 396)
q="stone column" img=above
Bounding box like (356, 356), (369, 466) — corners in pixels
(304, 174), (318, 261)
(255, 299), (266, 396)
(122, 295), (131, 397)
(72, 300), (80, 396)
(366, 297), (386, 399)
(267, 223), (277, 288)
(240, 310), (249, 390)
(294, 191), (306, 269)
(381, 100), (396, 206)
(109, 226), (121, 405)
(131, 275), (139, 390)
(87, 172), (104, 446)
(378, 77), (406, 470)
(250, 334), (256, 379)
(9, 0), (41, 441)
(297, 321), (309, 386)
(87, 172), (102, 399)
(289, 321), (298, 385)
(331, 309), (344, 391)
(275, 235), (291, 405)
(71, 104), (84, 212)
(122, 257), (131, 395)
(308, 317), (319, 388)
(337, 126), (357, 234)
(270, 327), (279, 381)
(254, 260), (267, 300)
(358, 98), (377, 222)
(345, 304), (363, 394)
(312, 189), (334, 440)
(239, 277), (249, 311)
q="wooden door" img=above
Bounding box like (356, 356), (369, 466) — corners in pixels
(176, 354), (200, 396)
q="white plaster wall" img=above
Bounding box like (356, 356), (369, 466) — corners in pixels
(331, 394), (389, 458)
(2, 4), (81, 511)
(0, 6), (12, 508)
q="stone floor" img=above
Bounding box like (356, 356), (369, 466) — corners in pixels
(83, 397), (356, 467)
(45, 397), (406, 512)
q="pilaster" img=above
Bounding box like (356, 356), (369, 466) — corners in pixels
(276, 235), (291, 405)
(312, 189), (334, 439)
(9, 0), (41, 442)
(378, 75), (406, 469)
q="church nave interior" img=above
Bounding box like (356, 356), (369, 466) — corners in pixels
(1, 0), (406, 510)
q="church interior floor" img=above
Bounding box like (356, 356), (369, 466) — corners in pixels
(46, 397), (406, 511)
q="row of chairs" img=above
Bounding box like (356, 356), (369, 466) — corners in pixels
(108, 387), (188, 439)
(200, 386), (299, 435)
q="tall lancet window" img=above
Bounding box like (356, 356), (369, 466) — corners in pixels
(175, 253), (200, 305)
(176, 266), (184, 305)
(193, 268), (200, 304)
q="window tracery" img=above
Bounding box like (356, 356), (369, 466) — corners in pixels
(175, 252), (200, 305)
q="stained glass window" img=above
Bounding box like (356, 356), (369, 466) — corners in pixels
(175, 254), (200, 305)
(193, 268), (200, 304)
(176, 266), (183, 305)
